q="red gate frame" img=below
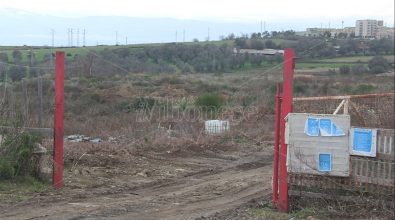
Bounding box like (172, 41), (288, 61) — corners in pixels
(273, 48), (295, 212)
(53, 51), (65, 189)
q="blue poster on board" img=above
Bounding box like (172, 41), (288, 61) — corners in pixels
(305, 117), (345, 137)
(331, 122), (345, 136)
(353, 128), (372, 153)
(319, 118), (332, 136)
(305, 118), (319, 136)
(319, 153), (331, 172)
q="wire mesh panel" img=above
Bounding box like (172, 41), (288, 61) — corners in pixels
(291, 94), (395, 195)
(294, 95), (395, 129)
(0, 77), (54, 130)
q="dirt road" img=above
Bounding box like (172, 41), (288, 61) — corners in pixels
(1, 144), (273, 220)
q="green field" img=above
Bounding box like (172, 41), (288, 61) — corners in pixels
(0, 40), (237, 63)
(1, 41), (393, 72)
(297, 55), (394, 69)
(318, 55), (394, 63)
(0, 44), (154, 63)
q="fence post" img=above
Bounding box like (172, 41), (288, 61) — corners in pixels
(272, 82), (282, 207)
(278, 48), (295, 212)
(22, 79), (29, 124)
(53, 51), (65, 189)
(37, 76), (43, 127)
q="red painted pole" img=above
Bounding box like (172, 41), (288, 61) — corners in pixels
(278, 48), (295, 212)
(53, 51), (65, 189)
(272, 83), (281, 207)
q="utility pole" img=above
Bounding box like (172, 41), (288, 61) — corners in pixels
(70, 28), (73, 47)
(83, 29), (86, 47)
(51, 29), (54, 67)
(116, 31), (118, 45)
(125, 36), (128, 45)
(77, 28), (79, 47)
(264, 21), (266, 32)
(67, 29), (70, 46)
(260, 20), (263, 33)
(342, 20), (344, 30)
(175, 30), (178, 42)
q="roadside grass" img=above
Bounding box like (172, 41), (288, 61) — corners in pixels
(0, 176), (50, 203)
(248, 206), (322, 220)
(296, 62), (347, 69)
(248, 207), (291, 220)
(318, 55), (394, 63)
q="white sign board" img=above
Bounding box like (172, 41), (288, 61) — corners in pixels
(349, 127), (377, 157)
(286, 113), (350, 177)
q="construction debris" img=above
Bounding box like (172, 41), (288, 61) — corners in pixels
(65, 135), (102, 143)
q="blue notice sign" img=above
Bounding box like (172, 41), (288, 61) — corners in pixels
(319, 153), (332, 172)
(331, 122), (345, 136)
(305, 117), (345, 137)
(353, 128), (372, 153)
(319, 118), (332, 136)
(305, 118), (319, 136)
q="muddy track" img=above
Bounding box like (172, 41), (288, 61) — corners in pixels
(1, 151), (273, 220)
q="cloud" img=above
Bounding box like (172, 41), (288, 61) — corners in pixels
(0, 0), (393, 23)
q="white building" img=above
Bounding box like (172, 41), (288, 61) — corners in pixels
(376, 26), (394, 39)
(355, 19), (384, 38)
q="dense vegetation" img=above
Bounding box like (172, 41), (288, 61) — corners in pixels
(0, 132), (42, 180)
(0, 30), (394, 80)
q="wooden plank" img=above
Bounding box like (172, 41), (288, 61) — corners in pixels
(0, 126), (53, 137)
(355, 175), (394, 186)
(293, 92), (395, 101)
(289, 190), (393, 201)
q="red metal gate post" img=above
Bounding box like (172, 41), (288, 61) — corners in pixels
(53, 51), (65, 189)
(272, 82), (282, 207)
(278, 48), (295, 212)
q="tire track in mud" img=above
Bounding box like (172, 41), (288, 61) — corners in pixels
(1, 151), (273, 220)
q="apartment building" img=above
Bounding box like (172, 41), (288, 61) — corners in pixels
(355, 19), (384, 38)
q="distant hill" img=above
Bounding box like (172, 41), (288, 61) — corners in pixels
(0, 8), (313, 46)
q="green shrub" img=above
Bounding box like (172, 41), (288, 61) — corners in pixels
(0, 133), (42, 180)
(118, 97), (156, 113)
(351, 63), (368, 74)
(352, 84), (375, 94)
(368, 56), (390, 74)
(339, 65), (350, 74)
(195, 93), (225, 111)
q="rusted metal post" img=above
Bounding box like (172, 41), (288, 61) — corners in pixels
(272, 82), (282, 207)
(53, 51), (65, 189)
(278, 48), (295, 212)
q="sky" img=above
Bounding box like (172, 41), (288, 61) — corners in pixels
(0, 0), (394, 46)
(1, 0), (394, 23)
